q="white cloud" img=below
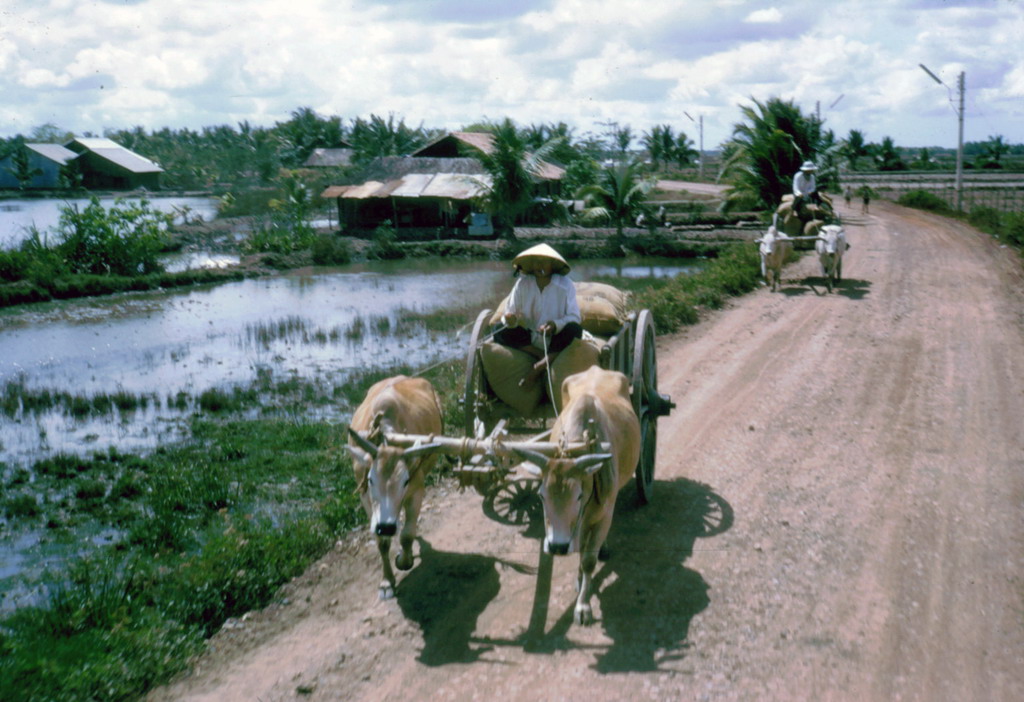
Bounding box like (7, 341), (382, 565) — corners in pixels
(745, 8), (783, 23)
(0, 0), (1021, 146)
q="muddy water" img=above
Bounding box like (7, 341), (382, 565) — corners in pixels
(0, 257), (702, 467)
(0, 256), (702, 608)
(0, 196), (221, 249)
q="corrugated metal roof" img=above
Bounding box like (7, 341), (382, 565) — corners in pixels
(421, 173), (489, 200)
(320, 185), (352, 198)
(341, 181), (386, 199)
(88, 147), (163, 174)
(389, 173), (435, 198)
(66, 137), (163, 173)
(27, 143), (78, 165)
(323, 173), (491, 201)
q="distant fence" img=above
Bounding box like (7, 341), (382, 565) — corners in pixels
(841, 171), (1024, 213)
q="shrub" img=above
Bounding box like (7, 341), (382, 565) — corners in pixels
(968, 206), (1003, 233)
(54, 198), (171, 276)
(897, 189), (950, 212)
(365, 220), (404, 260)
(310, 233), (353, 265)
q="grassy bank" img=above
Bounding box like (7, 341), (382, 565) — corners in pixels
(0, 242), (760, 701)
(896, 189), (1024, 250)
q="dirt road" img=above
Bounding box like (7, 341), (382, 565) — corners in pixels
(150, 201), (1024, 701)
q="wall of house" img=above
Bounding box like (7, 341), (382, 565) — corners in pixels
(0, 152), (63, 189)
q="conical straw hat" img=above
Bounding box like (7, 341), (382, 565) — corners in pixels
(512, 243), (570, 275)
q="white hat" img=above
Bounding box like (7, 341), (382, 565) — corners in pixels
(512, 243), (570, 275)
(800, 161), (817, 171)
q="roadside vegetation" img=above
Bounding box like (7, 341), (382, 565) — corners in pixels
(0, 239), (761, 701)
(0, 198), (251, 308)
(896, 189), (1024, 250)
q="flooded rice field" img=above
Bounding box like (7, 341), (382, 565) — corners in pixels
(0, 195), (221, 249)
(0, 254), (702, 610)
(0, 256), (700, 468)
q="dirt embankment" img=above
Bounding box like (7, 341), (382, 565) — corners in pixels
(150, 199), (1024, 702)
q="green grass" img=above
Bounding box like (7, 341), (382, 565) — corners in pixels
(0, 416), (364, 701)
(633, 242), (762, 333)
(0, 351), (473, 702)
(0, 245), (766, 700)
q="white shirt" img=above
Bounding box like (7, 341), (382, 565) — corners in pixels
(793, 171), (817, 197)
(502, 273), (581, 348)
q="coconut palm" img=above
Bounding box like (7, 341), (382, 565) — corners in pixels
(841, 129), (869, 170)
(719, 96), (826, 211)
(349, 113), (430, 166)
(873, 136), (906, 171)
(473, 118), (563, 239)
(642, 125), (675, 171)
(673, 131), (699, 168)
(576, 160), (655, 242)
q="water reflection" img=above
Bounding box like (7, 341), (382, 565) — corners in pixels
(0, 196), (221, 249)
(0, 257), (703, 466)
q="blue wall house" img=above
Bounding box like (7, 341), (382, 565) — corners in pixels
(0, 143), (79, 189)
(64, 137), (163, 190)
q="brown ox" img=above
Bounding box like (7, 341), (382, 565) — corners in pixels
(513, 366), (641, 625)
(348, 375), (443, 599)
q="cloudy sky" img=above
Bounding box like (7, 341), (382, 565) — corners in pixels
(1, 0), (1021, 150)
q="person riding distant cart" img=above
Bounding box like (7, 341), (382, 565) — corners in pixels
(494, 243), (583, 388)
(792, 160), (821, 218)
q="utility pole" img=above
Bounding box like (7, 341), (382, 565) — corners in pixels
(684, 111), (705, 180)
(920, 63), (966, 211)
(955, 71), (965, 211)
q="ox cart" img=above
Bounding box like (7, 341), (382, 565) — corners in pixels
(377, 299), (675, 512)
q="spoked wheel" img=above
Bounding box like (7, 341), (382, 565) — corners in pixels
(631, 310), (659, 504)
(463, 308), (493, 438)
(483, 478), (542, 527)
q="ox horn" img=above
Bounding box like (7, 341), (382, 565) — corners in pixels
(347, 427), (379, 458)
(402, 442), (443, 462)
(573, 453), (613, 475)
(511, 447), (550, 476)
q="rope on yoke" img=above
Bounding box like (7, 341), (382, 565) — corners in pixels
(542, 328), (560, 420)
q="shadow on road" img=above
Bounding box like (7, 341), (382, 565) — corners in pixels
(781, 277), (872, 299)
(396, 539), (510, 666)
(508, 478), (732, 671)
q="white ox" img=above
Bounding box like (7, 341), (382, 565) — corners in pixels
(755, 222), (792, 292)
(348, 375), (443, 599)
(513, 366), (641, 625)
(815, 223), (849, 293)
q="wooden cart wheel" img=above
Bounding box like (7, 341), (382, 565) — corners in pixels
(631, 309), (658, 504)
(483, 478), (542, 527)
(463, 308), (493, 438)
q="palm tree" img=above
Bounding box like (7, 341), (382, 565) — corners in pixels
(473, 118), (562, 240)
(982, 135), (1009, 167)
(642, 125), (675, 171)
(672, 131), (699, 168)
(576, 160), (655, 242)
(874, 137), (906, 171)
(614, 125), (633, 158)
(720, 96), (824, 211)
(349, 113), (430, 166)
(841, 129), (869, 170)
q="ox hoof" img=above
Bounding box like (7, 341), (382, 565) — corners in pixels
(395, 551), (414, 571)
(574, 604), (594, 626)
(378, 582), (396, 600)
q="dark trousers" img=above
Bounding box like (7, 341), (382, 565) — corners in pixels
(494, 322), (582, 354)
